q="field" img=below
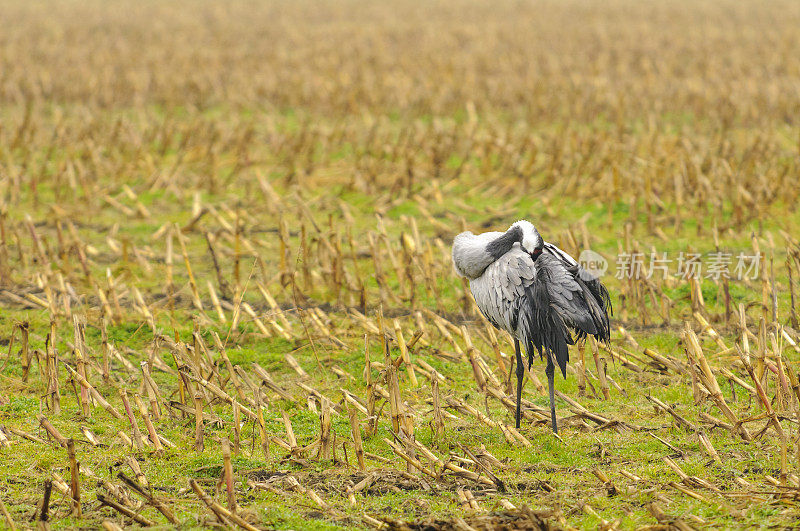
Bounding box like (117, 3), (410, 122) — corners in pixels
(2, 0), (800, 528)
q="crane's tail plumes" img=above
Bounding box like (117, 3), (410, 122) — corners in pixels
(572, 273), (612, 343)
(518, 279), (572, 378)
(516, 261), (613, 379)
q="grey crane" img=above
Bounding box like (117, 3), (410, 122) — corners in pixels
(452, 220), (611, 433)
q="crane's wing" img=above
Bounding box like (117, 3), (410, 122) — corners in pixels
(469, 245), (533, 336)
(470, 245), (611, 378)
(543, 242), (613, 333)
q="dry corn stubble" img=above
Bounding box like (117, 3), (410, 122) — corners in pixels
(2, 0), (800, 529)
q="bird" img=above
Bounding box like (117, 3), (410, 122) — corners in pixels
(452, 220), (611, 433)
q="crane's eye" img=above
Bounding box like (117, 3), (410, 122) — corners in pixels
(530, 248), (542, 260)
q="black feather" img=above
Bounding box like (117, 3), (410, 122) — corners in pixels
(518, 262), (571, 378)
(543, 243), (613, 344)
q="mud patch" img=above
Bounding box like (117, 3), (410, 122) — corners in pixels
(381, 507), (558, 530)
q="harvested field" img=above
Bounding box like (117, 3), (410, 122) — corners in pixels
(2, 0), (800, 529)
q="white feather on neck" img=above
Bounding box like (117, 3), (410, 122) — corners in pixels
(512, 220), (541, 253)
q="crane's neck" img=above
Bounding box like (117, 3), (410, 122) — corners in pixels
(452, 225), (523, 279)
(486, 225), (524, 259)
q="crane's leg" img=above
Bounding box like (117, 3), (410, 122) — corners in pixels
(545, 357), (558, 434)
(514, 339), (524, 429)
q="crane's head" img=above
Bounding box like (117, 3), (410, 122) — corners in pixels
(513, 220), (544, 258)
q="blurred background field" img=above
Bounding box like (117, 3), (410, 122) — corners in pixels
(2, 0), (800, 529)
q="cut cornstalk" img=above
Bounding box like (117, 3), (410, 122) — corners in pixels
(348, 404), (365, 471)
(393, 319), (418, 386)
(221, 438), (237, 512)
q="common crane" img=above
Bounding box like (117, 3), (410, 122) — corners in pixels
(452, 220), (611, 433)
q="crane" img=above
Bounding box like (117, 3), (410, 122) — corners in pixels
(452, 220), (611, 433)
